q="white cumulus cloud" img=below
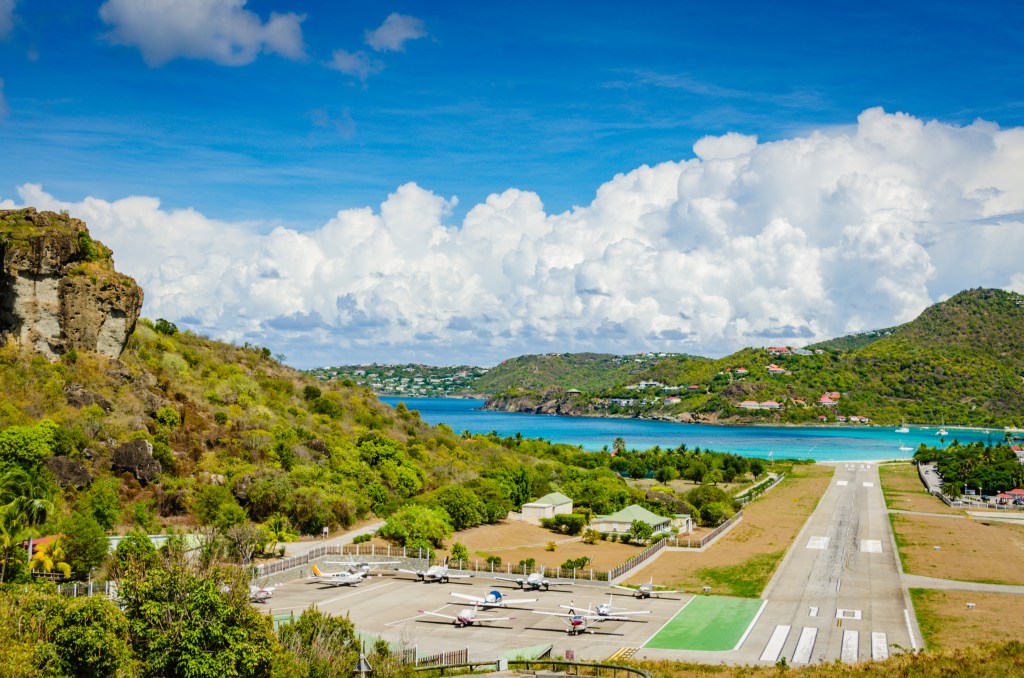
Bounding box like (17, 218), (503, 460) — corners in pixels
(5, 108), (1024, 368)
(99, 0), (305, 67)
(365, 13), (427, 52)
(325, 49), (382, 81)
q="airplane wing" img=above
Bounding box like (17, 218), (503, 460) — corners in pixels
(500, 597), (538, 606)
(612, 584), (641, 593)
(648, 589), (682, 596)
(450, 592), (485, 604)
(604, 610), (652, 617)
(445, 572), (473, 579)
(312, 576), (358, 586)
(531, 610), (576, 618)
(475, 615), (515, 623)
(398, 569), (423, 577)
(493, 575), (521, 583)
(417, 609), (458, 621)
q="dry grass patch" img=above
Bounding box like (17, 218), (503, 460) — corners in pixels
(911, 589), (1024, 651)
(626, 464), (834, 596)
(438, 521), (641, 571)
(892, 513), (1024, 584)
(879, 462), (963, 514)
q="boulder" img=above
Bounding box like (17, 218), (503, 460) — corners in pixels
(111, 439), (161, 485)
(64, 383), (113, 411)
(44, 456), (92, 488)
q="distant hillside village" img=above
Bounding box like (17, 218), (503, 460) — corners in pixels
(308, 363), (491, 397)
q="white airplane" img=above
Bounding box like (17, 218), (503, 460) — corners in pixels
(310, 563), (368, 586)
(399, 557), (472, 583)
(560, 595), (651, 619)
(326, 557), (400, 574)
(531, 607), (604, 636)
(417, 605), (515, 628)
(495, 566), (570, 591)
(450, 589), (537, 609)
(613, 578), (683, 599)
(249, 584), (275, 603)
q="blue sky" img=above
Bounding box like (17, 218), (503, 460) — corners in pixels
(2, 1), (1023, 367)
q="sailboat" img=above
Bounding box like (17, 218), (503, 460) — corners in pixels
(895, 419), (909, 434)
(898, 440), (913, 453)
(936, 418), (948, 436)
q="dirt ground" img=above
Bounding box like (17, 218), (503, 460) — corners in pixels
(912, 589), (1024, 651)
(437, 520), (644, 571)
(629, 476), (753, 497)
(878, 462), (963, 514)
(892, 513), (1024, 585)
(624, 464), (834, 592)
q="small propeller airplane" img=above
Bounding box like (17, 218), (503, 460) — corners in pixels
(399, 556), (472, 583)
(417, 604), (515, 628)
(533, 600), (648, 635)
(249, 584), (275, 603)
(450, 589), (537, 609)
(326, 557), (400, 575)
(309, 563), (369, 586)
(561, 595), (651, 619)
(495, 565), (570, 591)
(612, 577), (683, 599)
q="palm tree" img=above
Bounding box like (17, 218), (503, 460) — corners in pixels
(263, 514), (298, 556)
(30, 537), (72, 578)
(0, 468), (56, 583)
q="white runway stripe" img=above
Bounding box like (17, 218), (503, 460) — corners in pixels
(792, 627), (817, 664)
(759, 625), (790, 662)
(872, 631), (889, 660)
(841, 630), (859, 663)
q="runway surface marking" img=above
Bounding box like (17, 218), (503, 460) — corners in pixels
(643, 596), (764, 651)
(860, 539), (882, 553)
(808, 606), (818, 617)
(871, 631), (889, 660)
(322, 582), (393, 606)
(792, 627), (817, 664)
(863, 482), (875, 487)
(836, 480), (849, 486)
(841, 630), (859, 662)
(758, 624), (790, 661)
(807, 536), (830, 549)
(836, 609), (862, 620)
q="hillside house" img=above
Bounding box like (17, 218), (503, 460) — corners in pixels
(591, 505), (671, 534)
(767, 347), (792, 356)
(766, 364), (786, 375)
(520, 492), (574, 524)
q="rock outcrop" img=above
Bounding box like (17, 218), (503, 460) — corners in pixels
(111, 439), (161, 485)
(0, 208), (143, 360)
(44, 456), (93, 488)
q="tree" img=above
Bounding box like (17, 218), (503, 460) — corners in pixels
(85, 476), (122, 531)
(44, 595), (132, 678)
(627, 520), (654, 545)
(118, 547), (276, 677)
(153, 318), (178, 335)
(450, 542), (469, 564)
(378, 505), (452, 548)
(277, 606), (359, 677)
(0, 468), (55, 582)
(655, 465), (679, 483)
(263, 514), (298, 555)
(432, 485), (485, 531)
(225, 523), (266, 566)
(0, 419), (58, 468)
(62, 511), (110, 576)
(29, 538), (71, 578)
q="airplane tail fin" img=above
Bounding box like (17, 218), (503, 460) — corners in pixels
(312, 564), (323, 576)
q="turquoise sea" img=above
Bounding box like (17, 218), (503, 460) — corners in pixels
(381, 397), (999, 462)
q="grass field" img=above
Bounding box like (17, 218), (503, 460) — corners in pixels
(644, 596), (765, 651)
(911, 589), (1024, 651)
(436, 521), (641, 571)
(878, 462), (963, 514)
(625, 465), (834, 597)
(891, 513), (1024, 585)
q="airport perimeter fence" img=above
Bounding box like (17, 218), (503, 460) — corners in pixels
(606, 537), (667, 581)
(415, 659), (652, 678)
(737, 472), (786, 505)
(668, 510), (744, 549)
(55, 580), (116, 598)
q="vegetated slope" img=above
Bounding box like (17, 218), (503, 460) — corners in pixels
(0, 320), (549, 536)
(484, 289), (1024, 428)
(806, 324), (903, 351)
(476, 352), (709, 394)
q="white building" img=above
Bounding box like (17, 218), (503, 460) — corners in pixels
(520, 492), (574, 524)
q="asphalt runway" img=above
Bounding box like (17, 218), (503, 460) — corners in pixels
(260, 570), (690, 661)
(647, 463), (916, 665)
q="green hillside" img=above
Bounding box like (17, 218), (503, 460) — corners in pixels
(484, 289), (1024, 428)
(473, 351), (705, 393)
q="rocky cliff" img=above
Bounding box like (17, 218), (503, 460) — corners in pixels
(0, 208), (143, 360)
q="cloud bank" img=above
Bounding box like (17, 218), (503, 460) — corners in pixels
(99, 0), (305, 66)
(0, 0), (15, 40)
(5, 109), (1024, 368)
(365, 13), (427, 52)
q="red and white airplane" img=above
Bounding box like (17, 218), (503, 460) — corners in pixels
(417, 605), (515, 628)
(534, 599), (650, 635)
(450, 589), (537, 609)
(562, 595), (652, 619)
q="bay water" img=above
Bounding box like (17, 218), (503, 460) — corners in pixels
(382, 397), (998, 462)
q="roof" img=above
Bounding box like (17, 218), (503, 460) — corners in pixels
(526, 492), (573, 507)
(596, 504), (670, 525)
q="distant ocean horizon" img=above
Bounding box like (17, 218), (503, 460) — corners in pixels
(381, 397), (999, 462)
